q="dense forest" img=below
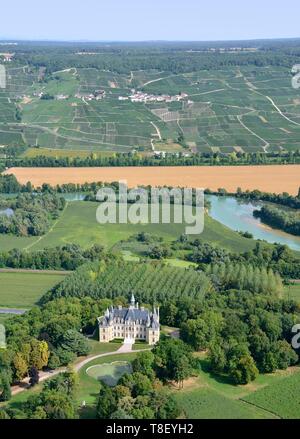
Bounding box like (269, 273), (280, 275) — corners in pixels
(6, 39), (300, 75)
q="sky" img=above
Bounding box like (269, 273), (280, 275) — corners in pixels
(1, 0), (300, 42)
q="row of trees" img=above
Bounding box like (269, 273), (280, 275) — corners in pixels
(4, 150), (300, 169)
(47, 259), (213, 303)
(206, 263), (283, 295)
(0, 244), (105, 271)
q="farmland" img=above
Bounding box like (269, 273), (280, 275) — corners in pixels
(0, 271), (67, 308)
(242, 372), (300, 418)
(0, 200), (256, 253)
(1, 64), (300, 154)
(5, 164), (300, 195)
(173, 355), (300, 419)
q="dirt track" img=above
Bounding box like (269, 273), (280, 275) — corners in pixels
(4, 165), (300, 195)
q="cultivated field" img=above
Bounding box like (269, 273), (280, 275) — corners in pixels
(5, 165), (300, 195)
(243, 372), (300, 419)
(1, 66), (300, 153)
(0, 271), (67, 308)
(0, 201), (256, 253)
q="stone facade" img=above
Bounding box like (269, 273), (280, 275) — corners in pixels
(98, 295), (160, 345)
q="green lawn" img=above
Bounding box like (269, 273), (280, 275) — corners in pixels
(77, 353), (137, 407)
(0, 272), (67, 308)
(0, 201), (257, 254)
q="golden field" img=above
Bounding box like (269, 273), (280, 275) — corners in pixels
(3, 165), (300, 195)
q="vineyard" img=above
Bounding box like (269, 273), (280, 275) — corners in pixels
(242, 372), (300, 418)
(48, 259), (213, 303)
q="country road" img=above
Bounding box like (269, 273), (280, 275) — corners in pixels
(0, 308), (27, 315)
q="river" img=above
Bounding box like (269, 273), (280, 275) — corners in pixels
(206, 195), (300, 252)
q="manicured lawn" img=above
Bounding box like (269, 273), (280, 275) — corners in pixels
(87, 340), (121, 355)
(77, 353), (137, 408)
(0, 272), (67, 308)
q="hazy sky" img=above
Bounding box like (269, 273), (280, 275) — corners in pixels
(1, 0), (300, 41)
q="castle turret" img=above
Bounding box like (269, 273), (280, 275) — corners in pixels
(130, 293), (135, 308)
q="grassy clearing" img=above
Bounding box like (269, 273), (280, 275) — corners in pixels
(0, 272), (67, 308)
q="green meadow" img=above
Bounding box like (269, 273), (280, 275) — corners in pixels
(0, 201), (256, 253)
(0, 271), (67, 308)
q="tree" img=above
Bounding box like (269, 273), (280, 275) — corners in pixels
(181, 311), (223, 351)
(153, 338), (194, 386)
(29, 366), (39, 387)
(0, 371), (11, 401)
(60, 330), (91, 356)
(29, 340), (49, 370)
(97, 385), (117, 419)
(132, 351), (155, 380)
(229, 354), (259, 385)
(110, 408), (133, 419)
(13, 353), (28, 382)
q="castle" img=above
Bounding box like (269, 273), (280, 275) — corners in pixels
(98, 294), (160, 345)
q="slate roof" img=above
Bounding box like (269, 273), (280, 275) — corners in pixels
(98, 295), (159, 329)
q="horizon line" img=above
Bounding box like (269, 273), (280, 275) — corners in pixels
(0, 36), (300, 44)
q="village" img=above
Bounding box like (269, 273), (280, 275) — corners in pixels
(119, 89), (188, 103)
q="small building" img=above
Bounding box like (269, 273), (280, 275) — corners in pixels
(98, 294), (160, 345)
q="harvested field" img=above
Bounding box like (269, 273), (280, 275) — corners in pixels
(4, 165), (300, 195)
